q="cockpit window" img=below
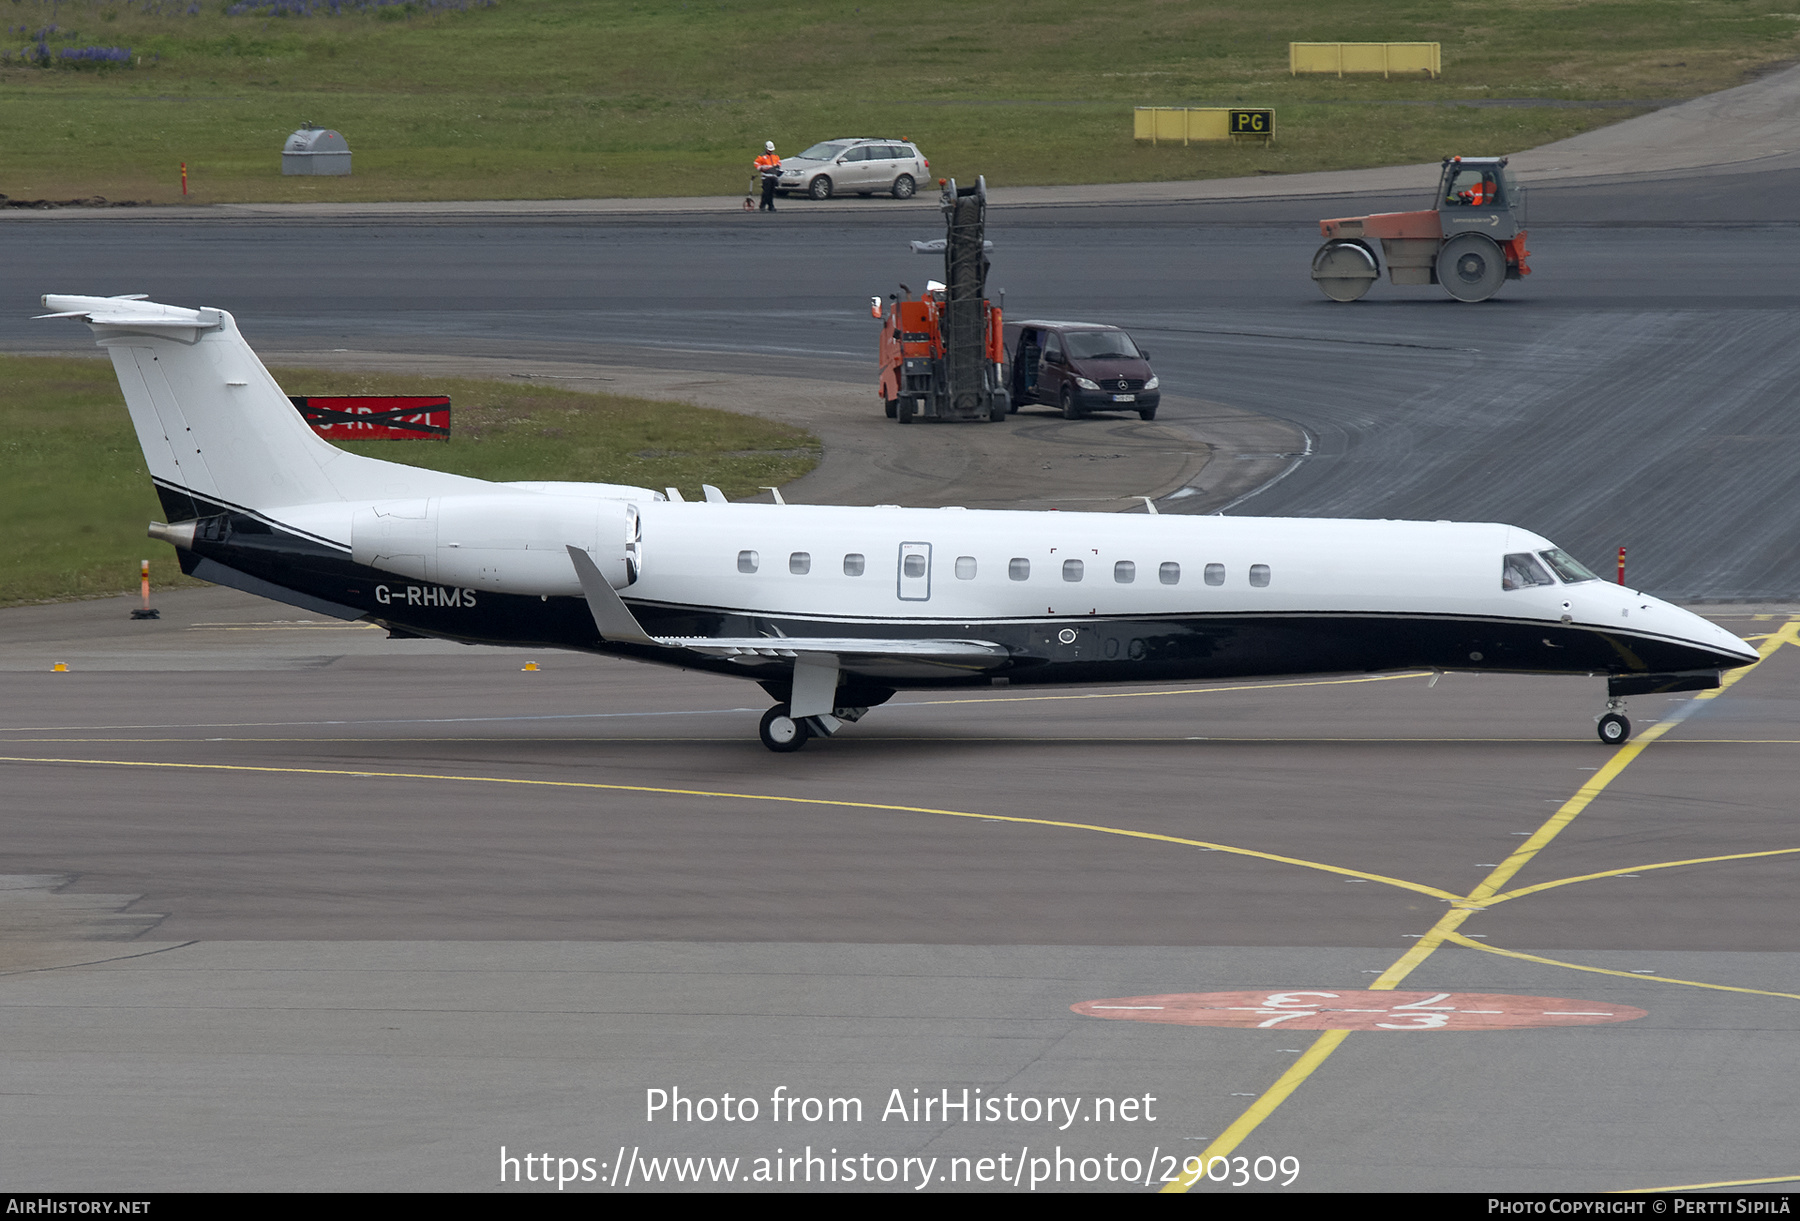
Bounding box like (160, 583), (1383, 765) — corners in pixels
(1501, 552), (1554, 591)
(1539, 549), (1599, 584)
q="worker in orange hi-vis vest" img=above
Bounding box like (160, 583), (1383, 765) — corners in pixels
(754, 141), (782, 212)
(1457, 172), (1496, 207)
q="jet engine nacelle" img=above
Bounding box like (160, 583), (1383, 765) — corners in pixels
(351, 493), (639, 595)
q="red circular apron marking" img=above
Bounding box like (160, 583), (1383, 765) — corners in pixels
(1072, 990), (1646, 1031)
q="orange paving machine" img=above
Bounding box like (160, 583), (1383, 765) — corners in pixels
(1311, 156), (1531, 303)
(876, 176), (1008, 423)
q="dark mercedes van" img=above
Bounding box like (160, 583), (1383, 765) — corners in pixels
(1006, 320), (1161, 420)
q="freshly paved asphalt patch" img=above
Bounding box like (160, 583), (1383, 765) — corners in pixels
(9, 168), (1800, 595)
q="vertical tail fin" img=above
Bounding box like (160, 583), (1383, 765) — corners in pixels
(41, 295), (493, 520)
(42, 295), (353, 516)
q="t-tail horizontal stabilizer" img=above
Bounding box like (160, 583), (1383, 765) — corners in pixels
(42, 293), (503, 517)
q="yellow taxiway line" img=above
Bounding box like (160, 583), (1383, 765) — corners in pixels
(1161, 617), (1800, 1193)
(1439, 932), (1800, 1003)
(0, 753), (1465, 903)
(2, 623), (1794, 1195)
(1618, 1172), (1800, 1193)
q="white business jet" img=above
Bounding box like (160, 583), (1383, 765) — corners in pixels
(42, 295), (1758, 751)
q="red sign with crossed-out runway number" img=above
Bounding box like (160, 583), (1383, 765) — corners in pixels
(290, 395), (450, 440)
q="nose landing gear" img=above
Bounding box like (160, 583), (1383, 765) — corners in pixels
(1596, 698), (1631, 746)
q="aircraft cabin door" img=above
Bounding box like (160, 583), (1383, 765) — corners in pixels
(897, 542), (932, 601)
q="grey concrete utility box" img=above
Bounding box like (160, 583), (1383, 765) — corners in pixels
(282, 126), (351, 176)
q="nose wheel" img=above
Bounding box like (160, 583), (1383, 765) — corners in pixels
(1596, 699), (1631, 745)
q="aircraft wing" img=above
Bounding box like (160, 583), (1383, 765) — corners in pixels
(667, 637), (1008, 663)
(564, 546), (1009, 669)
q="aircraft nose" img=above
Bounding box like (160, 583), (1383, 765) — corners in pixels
(1659, 597), (1759, 667)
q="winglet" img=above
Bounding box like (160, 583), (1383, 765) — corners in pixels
(566, 546), (659, 646)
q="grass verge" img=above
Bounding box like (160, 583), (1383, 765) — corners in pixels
(0, 0), (1797, 203)
(0, 355), (819, 607)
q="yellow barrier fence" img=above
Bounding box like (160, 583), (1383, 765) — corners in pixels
(1133, 108), (1274, 144)
(1289, 42), (1440, 78)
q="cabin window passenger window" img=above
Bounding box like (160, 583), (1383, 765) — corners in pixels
(843, 553), (865, 576)
(1114, 560), (1135, 584)
(1009, 558), (1030, 581)
(790, 552), (810, 575)
(1063, 559), (1084, 582)
(737, 550), (759, 574)
(903, 554), (927, 578)
(1249, 564), (1271, 588)
(1161, 562), (1182, 586)
(955, 556), (977, 580)
(1502, 553), (1555, 590)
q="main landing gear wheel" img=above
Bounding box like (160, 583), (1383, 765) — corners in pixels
(1311, 240), (1377, 302)
(1437, 233), (1506, 303)
(1597, 713), (1631, 745)
(759, 704), (810, 752)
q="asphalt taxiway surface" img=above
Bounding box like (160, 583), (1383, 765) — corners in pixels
(5, 74), (1800, 1191)
(2, 592), (1797, 1193)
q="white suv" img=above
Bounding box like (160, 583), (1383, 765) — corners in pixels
(778, 139), (929, 200)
